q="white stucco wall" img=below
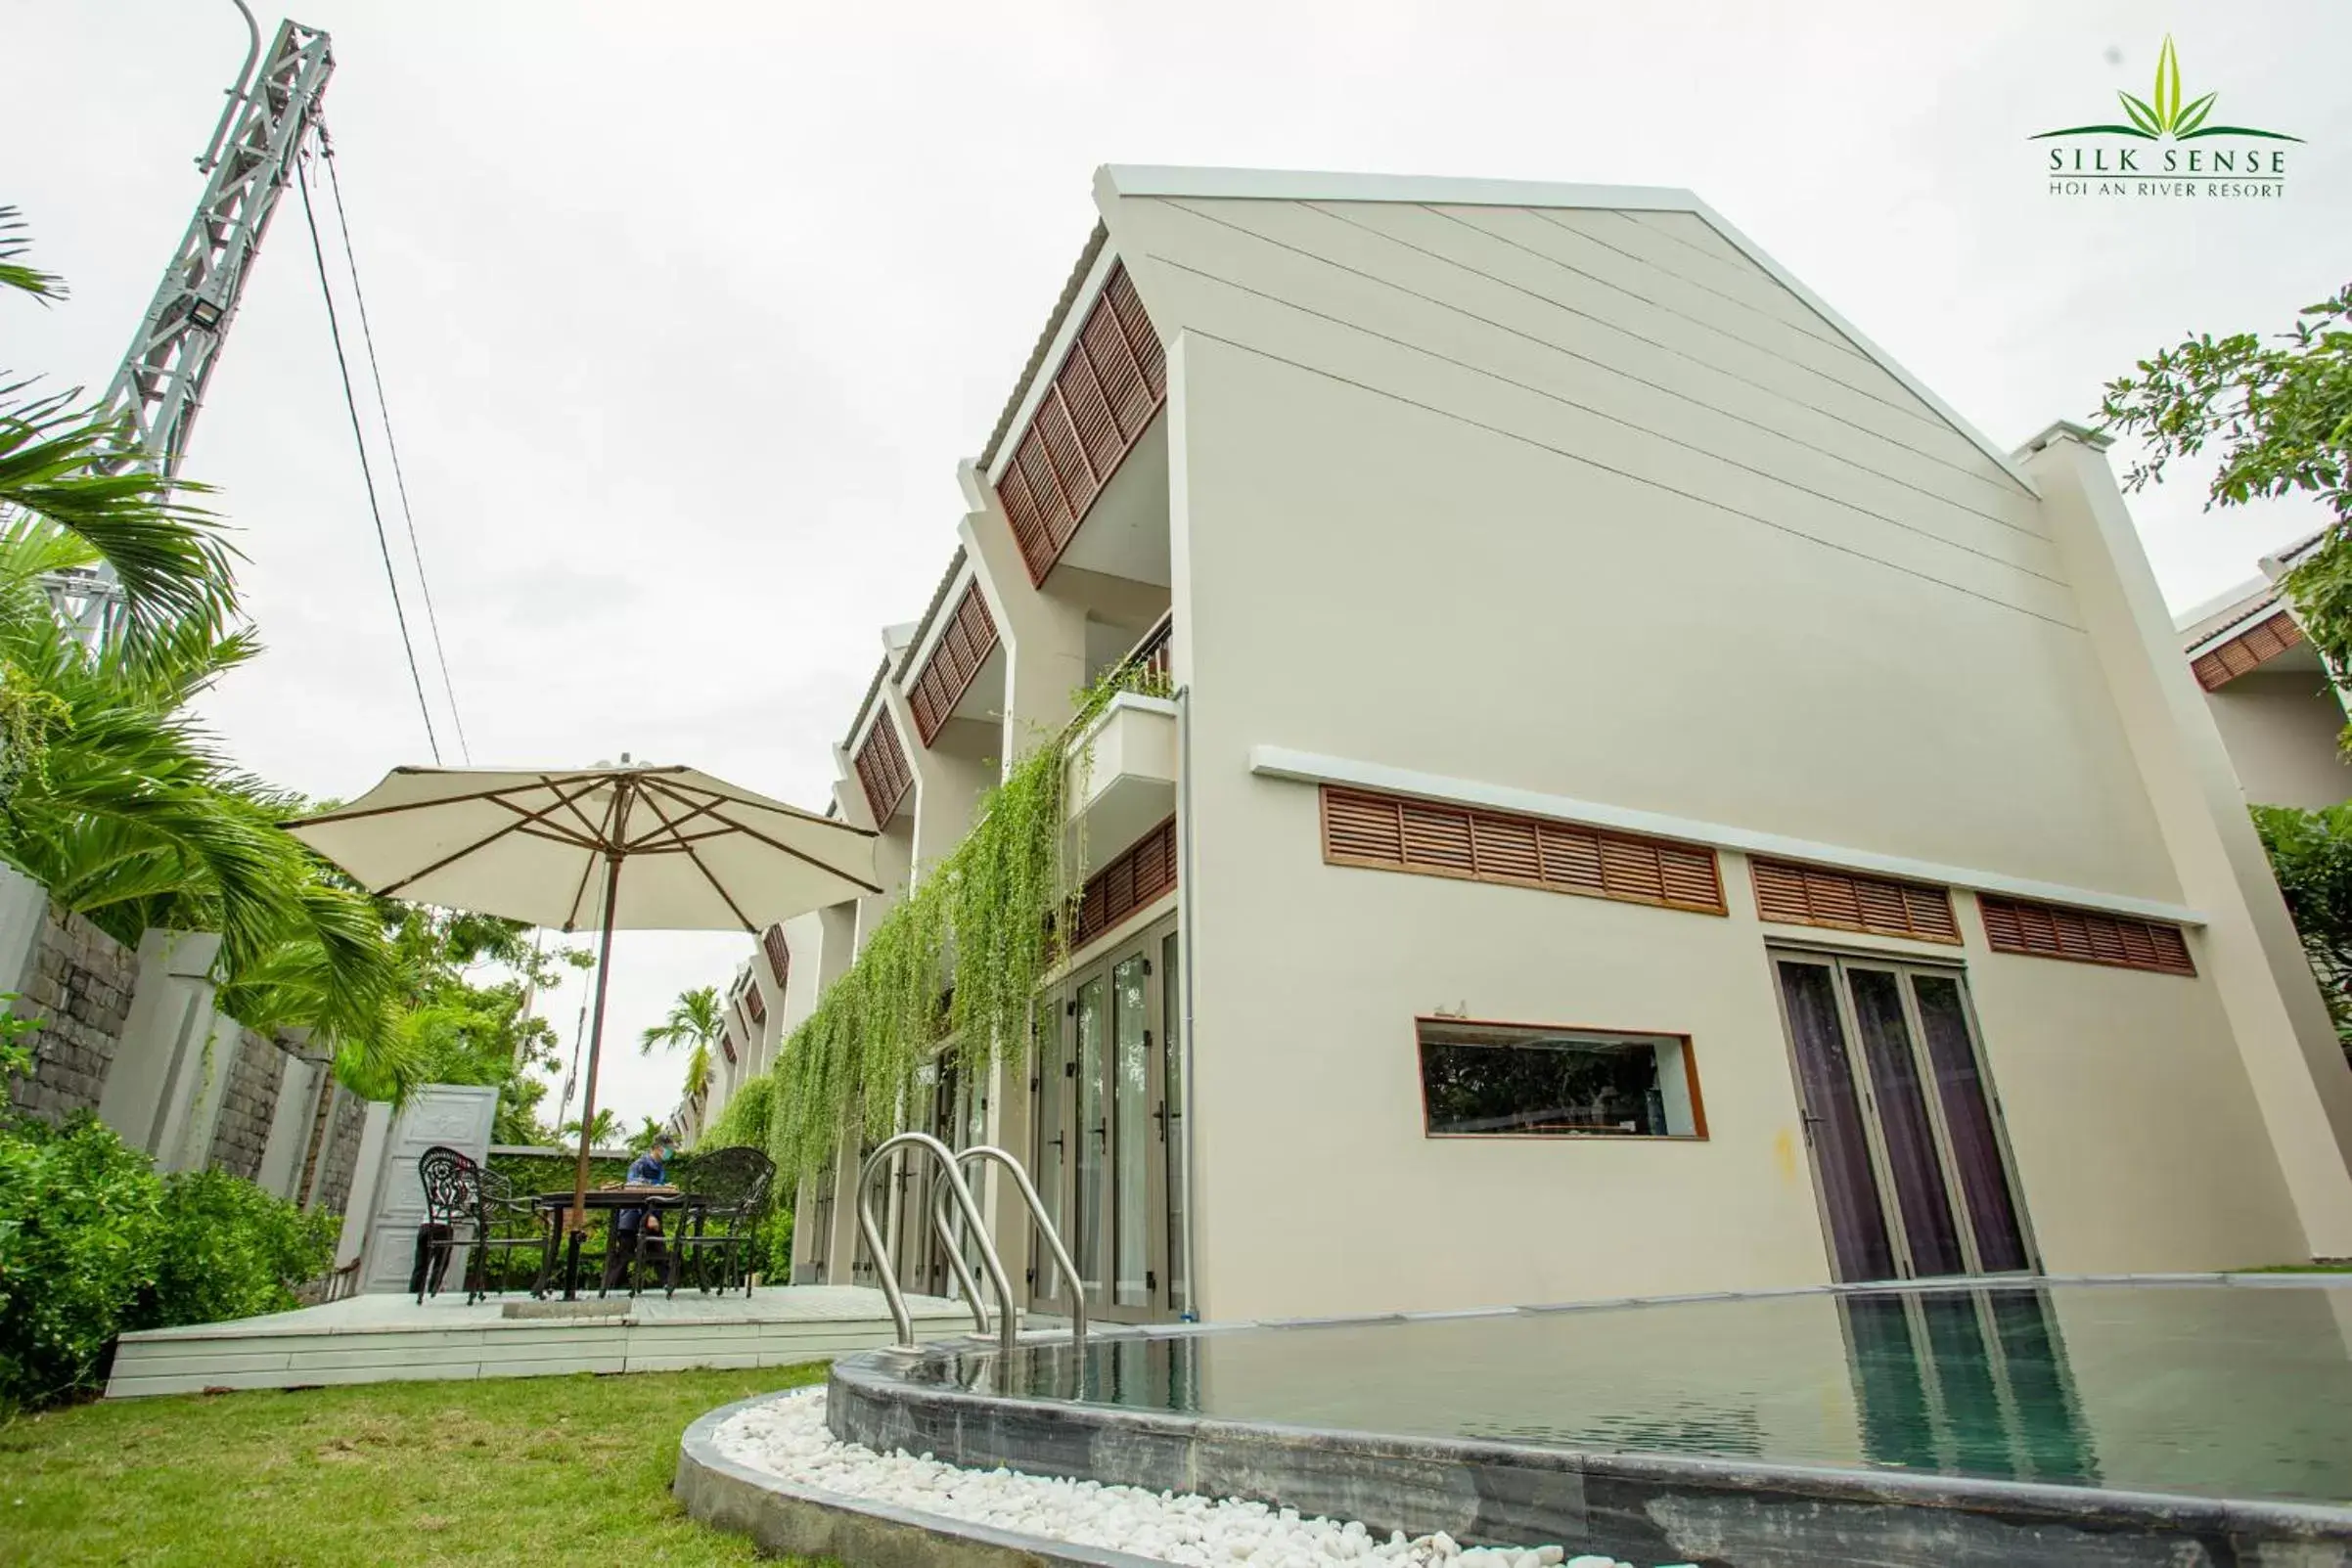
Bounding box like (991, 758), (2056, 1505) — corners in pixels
(2205, 670), (2352, 812)
(1106, 180), (2332, 1318)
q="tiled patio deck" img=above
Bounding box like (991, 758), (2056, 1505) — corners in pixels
(106, 1284), (974, 1399)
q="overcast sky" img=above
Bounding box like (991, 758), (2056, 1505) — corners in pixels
(11, 0), (2349, 1132)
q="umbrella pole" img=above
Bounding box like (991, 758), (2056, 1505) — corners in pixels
(563, 849), (625, 1301)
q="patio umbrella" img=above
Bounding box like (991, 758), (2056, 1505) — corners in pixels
(285, 763), (879, 1291)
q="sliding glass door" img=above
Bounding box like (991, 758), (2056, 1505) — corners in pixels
(1773, 952), (2033, 1282)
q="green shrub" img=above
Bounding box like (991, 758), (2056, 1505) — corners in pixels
(0, 1113), (164, 1410)
(758, 1206), (793, 1282)
(487, 1148), (632, 1196)
(0, 1110), (339, 1410)
(130, 1168), (337, 1331)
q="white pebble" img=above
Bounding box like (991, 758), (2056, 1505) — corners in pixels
(712, 1389), (1659, 1568)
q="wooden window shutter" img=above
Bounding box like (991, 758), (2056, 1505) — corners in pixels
(762, 923), (792, 992)
(853, 713), (912, 825)
(992, 261), (1167, 585)
(1070, 816), (1179, 949)
(907, 581), (1000, 745)
(1978, 894), (2194, 976)
(1750, 859), (1961, 945)
(744, 982), (767, 1027)
(2192, 608), (2303, 691)
(1319, 787), (1725, 917)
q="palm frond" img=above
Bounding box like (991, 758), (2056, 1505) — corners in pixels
(0, 207), (66, 304)
(0, 382), (240, 637)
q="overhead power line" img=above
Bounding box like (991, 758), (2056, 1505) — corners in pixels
(296, 147), (441, 764)
(318, 133), (472, 764)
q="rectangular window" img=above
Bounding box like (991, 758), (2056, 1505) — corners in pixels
(1976, 895), (2194, 976)
(1417, 1019), (1704, 1139)
(1751, 859), (1960, 945)
(1323, 787), (1725, 917)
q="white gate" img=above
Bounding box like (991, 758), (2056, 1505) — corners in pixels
(356, 1084), (497, 1294)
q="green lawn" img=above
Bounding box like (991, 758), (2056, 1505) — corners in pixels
(0, 1364), (832, 1567)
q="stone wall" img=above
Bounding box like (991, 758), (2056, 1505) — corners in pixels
(311, 1089), (368, 1216)
(6, 906), (136, 1125)
(205, 1028), (288, 1182)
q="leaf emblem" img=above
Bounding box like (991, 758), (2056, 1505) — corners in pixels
(2118, 91), (2162, 137)
(2154, 35), (2182, 128)
(2175, 90), (2217, 136)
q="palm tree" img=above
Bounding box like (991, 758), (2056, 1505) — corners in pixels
(561, 1107), (620, 1149)
(641, 985), (723, 1107)
(0, 479), (401, 1098)
(625, 1116), (667, 1155)
(1, 206), (237, 638)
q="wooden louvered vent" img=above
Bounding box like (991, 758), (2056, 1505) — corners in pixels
(743, 980), (767, 1027)
(1072, 816), (1177, 948)
(1320, 787), (1725, 916)
(761, 922), (791, 992)
(906, 580), (1000, 745)
(1751, 860), (1960, 944)
(994, 263), (1166, 585)
(852, 713), (912, 825)
(1978, 895), (2194, 976)
(2192, 609), (2303, 691)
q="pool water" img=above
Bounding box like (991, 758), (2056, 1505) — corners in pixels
(931, 1280), (2352, 1507)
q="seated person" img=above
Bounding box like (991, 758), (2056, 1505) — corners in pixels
(602, 1136), (675, 1290)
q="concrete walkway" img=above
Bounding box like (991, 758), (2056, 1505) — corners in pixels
(107, 1284), (974, 1399)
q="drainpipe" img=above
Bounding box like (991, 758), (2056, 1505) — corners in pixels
(1174, 681), (1199, 1322)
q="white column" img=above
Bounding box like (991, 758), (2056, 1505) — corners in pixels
(256, 1049), (321, 1202)
(2027, 424), (2352, 1257)
(96, 929), (223, 1158)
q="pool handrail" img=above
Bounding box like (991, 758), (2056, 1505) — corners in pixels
(927, 1142), (1087, 1355)
(855, 1131), (1015, 1353)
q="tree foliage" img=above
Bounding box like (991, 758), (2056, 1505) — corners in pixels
(2102, 283), (2352, 731)
(2251, 802), (2352, 1049)
(760, 663), (1155, 1183)
(641, 984), (722, 1110)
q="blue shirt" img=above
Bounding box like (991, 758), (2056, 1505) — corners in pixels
(616, 1150), (666, 1232)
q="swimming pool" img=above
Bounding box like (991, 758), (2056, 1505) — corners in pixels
(827, 1277), (2352, 1564)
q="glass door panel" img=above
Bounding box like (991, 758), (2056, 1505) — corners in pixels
(1073, 973), (1108, 1307)
(1112, 955), (1152, 1309)
(1030, 994), (1071, 1306)
(1160, 930), (1186, 1315)
(1848, 968), (1964, 1277)
(1913, 975), (2030, 1273)
(1777, 959), (1896, 1282)
(1776, 954), (2035, 1285)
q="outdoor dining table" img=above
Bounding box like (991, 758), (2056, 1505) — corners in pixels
(530, 1187), (710, 1301)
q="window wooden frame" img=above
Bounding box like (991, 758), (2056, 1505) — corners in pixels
(994, 263), (1167, 586)
(1976, 894), (2195, 977)
(1070, 816), (1177, 950)
(851, 711), (912, 825)
(2191, 608), (2302, 691)
(1751, 858), (1961, 945)
(761, 922), (792, 992)
(1414, 1015), (1708, 1142)
(1320, 786), (1725, 917)
(906, 580), (1000, 745)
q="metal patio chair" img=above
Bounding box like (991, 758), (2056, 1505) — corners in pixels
(465, 1166), (552, 1303)
(414, 1145), (480, 1305)
(669, 1145), (775, 1297)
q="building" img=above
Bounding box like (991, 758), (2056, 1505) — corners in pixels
(2179, 536), (2352, 812)
(703, 165), (2352, 1324)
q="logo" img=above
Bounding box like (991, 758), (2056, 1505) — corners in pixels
(2032, 36), (2300, 200)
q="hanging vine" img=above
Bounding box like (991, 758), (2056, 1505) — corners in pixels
(752, 658), (1166, 1182)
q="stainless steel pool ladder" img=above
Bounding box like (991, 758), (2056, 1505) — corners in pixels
(856, 1132), (1086, 1357)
